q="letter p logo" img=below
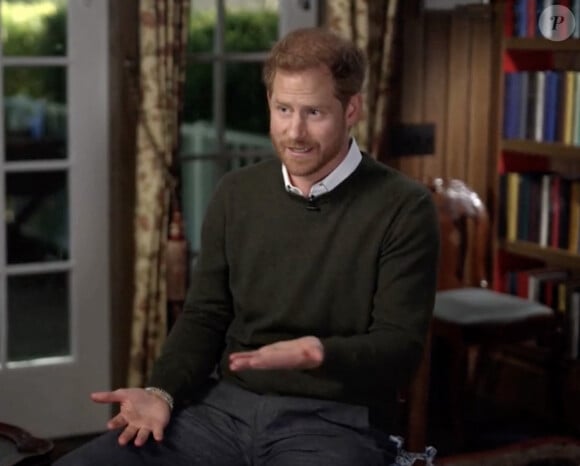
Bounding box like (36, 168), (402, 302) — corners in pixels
(551, 15), (565, 31)
(539, 6), (576, 41)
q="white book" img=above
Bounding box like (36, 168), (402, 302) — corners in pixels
(534, 71), (546, 143)
(539, 174), (551, 247)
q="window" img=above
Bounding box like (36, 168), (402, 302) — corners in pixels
(180, 0), (319, 254)
(0, 0), (110, 437)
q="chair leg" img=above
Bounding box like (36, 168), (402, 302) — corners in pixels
(448, 342), (468, 449)
(405, 330), (431, 454)
(547, 330), (566, 429)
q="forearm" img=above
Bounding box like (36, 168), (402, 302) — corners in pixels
(147, 309), (229, 405)
(147, 179), (232, 404)
(320, 328), (426, 389)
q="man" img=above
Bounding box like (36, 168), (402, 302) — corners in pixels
(56, 27), (439, 466)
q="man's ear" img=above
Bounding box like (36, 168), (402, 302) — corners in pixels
(345, 93), (362, 126)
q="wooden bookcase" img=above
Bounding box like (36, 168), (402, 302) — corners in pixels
(493, 1), (580, 292)
(490, 1), (580, 430)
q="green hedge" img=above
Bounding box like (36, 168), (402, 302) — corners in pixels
(184, 10), (277, 135)
(4, 3), (277, 134)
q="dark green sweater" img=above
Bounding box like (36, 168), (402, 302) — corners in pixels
(149, 155), (439, 423)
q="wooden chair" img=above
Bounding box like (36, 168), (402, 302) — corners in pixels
(0, 422), (53, 465)
(399, 329), (433, 465)
(426, 178), (556, 447)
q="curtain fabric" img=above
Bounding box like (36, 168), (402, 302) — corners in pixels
(326, 0), (399, 157)
(128, 0), (190, 387)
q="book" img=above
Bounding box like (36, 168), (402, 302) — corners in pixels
(518, 72), (530, 139)
(538, 173), (551, 247)
(574, 73), (580, 146)
(574, 0), (580, 39)
(507, 172), (521, 241)
(568, 180), (580, 253)
(503, 72), (520, 139)
(568, 290), (580, 358)
(543, 70), (561, 143)
(534, 71), (546, 142)
(560, 71), (576, 145)
(527, 267), (568, 302)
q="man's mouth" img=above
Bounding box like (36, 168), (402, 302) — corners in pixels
(284, 142), (314, 155)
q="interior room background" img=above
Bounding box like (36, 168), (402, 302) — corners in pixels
(1, 0), (559, 448)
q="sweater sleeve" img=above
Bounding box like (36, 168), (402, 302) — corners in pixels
(319, 191), (440, 389)
(147, 179), (233, 405)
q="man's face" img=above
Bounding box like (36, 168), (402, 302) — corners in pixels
(268, 66), (360, 190)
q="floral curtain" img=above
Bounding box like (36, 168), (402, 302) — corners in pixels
(326, 0), (400, 157)
(128, 0), (190, 387)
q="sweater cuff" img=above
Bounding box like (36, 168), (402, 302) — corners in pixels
(319, 337), (348, 374)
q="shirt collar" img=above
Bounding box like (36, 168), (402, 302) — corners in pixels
(282, 138), (363, 198)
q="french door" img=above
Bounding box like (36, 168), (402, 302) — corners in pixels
(0, 0), (110, 438)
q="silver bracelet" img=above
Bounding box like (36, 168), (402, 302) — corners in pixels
(145, 386), (174, 411)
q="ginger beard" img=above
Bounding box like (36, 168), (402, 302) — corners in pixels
(271, 121), (348, 179)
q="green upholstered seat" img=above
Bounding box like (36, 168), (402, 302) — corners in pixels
(434, 288), (553, 325)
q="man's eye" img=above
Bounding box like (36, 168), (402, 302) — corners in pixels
(278, 106), (289, 113)
(309, 109), (321, 116)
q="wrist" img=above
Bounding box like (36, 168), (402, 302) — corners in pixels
(144, 386), (174, 411)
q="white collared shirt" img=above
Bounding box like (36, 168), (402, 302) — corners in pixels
(282, 138), (363, 198)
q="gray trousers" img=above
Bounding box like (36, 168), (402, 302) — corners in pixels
(54, 380), (398, 466)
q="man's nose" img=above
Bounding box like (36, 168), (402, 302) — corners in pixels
(288, 114), (306, 139)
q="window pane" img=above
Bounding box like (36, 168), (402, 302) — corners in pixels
(4, 66), (67, 161)
(181, 158), (227, 252)
(225, 0), (278, 53)
(1, 0), (67, 56)
(6, 171), (69, 264)
(7, 272), (69, 362)
(188, 0), (216, 53)
(226, 62), (269, 135)
(180, 156), (271, 252)
(181, 63), (214, 156)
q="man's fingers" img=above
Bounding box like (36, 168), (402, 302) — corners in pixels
(134, 428), (150, 447)
(229, 351), (257, 361)
(91, 390), (124, 404)
(107, 413), (128, 430)
(229, 351), (258, 370)
(230, 351), (290, 370)
(230, 338), (323, 370)
(118, 425), (138, 446)
(230, 358), (252, 371)
(152, 427), (164, 442)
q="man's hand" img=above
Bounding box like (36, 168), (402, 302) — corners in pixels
(229, 336), (324, 371)
(91, 388), (171, 447)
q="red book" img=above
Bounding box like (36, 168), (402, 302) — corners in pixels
(527, 0), (536, 38)
(517, 270), (530, 298)
(505, 0), (515, 37)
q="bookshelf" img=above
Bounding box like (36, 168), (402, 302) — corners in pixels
(492, 0), (580, 431)
(506, 37), (580, 50)
(501, 239), (580, 267)
(495, 0), (580, 272)
(502, 139), (580, 159)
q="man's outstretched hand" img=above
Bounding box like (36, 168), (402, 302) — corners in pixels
(91, 388), (171, 447)
(229, 336), (324, 371)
